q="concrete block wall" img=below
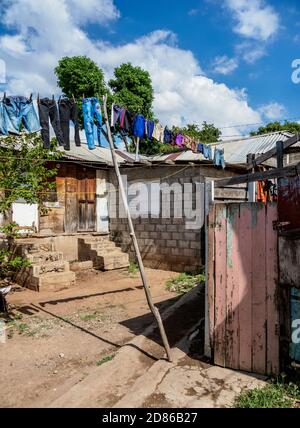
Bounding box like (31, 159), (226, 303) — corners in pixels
(108, 165), (234, 273)
(111, 216), (202, 272)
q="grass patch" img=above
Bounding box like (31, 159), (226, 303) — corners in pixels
(166, 272), (206, 295)
(96, 355), (115, 366)
(17, 323), (29, 334)
(127, 261), (139, 277)
(235, 378), (300, 408)
(80, 313), (97, 322)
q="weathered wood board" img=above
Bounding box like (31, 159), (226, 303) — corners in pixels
(209, 203), (279, 375)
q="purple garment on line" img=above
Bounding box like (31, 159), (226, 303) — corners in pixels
(175, 134), (184, 148)
(112, 105), (125, 127)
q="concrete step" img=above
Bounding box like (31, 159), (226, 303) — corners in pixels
(20, 243), (54, 255)
(83, 237), (110, 245)
(90, 243), (120, 252)
(70, 261), (94, 272)
(95, 253), (130, 271)
(79, 237), (130, 271)
(28, 271), (76, 292)
(29, 261), (70, 276)
(27, 251), (64, 264)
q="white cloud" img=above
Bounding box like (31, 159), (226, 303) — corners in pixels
(236, 42), (266, 64)
(67, 0), (120, 25)
(0, 35), (29, 56)
(212, 55), (238, 75)
(226, 0), (279, 41)
(97, 31), (261, 133)
(188, 9), (199, 17)
(0, 0), (262, 137)
(258, 102), (286, 121)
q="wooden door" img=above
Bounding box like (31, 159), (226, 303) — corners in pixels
(207, 203), (279, 376)
(77, 168), (96, 232)
(65, 165), (78, 233)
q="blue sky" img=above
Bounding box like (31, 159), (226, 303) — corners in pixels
(0, 0), (300, 137)
(107, 0), (300, 124)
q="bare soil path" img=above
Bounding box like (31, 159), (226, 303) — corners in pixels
(0, 268), (178, 408)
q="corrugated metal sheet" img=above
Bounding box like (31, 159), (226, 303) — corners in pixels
(62, 130), (149, 165)
(58, 144), (117, 165)
(150, 131), (294, 165)
(1, 129), (296, 167)
(214, 131), (294, 164)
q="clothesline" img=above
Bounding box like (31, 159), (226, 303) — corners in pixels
(0, 94), (226, 168)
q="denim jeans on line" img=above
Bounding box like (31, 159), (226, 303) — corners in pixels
(58, 98), (81, 151)
(82, 98), (103, 150)
(38, 98), (65, 149)
(214, 149), (226, 169)
(3, 96), (41, 134)
(203, 144), (213, 161)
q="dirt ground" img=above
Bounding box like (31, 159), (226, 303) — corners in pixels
(0, 268), (179, 408)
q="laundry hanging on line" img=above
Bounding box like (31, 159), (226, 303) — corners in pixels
(0, 93), (82, 151)
(0, 96), (40, 136)
(0, 94), (227, 168)
(38, 97), (65, 149)
(214, 148), (226, 169)
(82, 97), (102, 150)
(59, 97), (81, 151)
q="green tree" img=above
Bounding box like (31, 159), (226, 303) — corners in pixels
(109, 63), (154, 118)
(199, 121), (222, 144)
(0, 135), (61, 285)
(0, 134), (60, 215)
(250, 121), (300, 136)
(55, 56), (107, 99)
(173, 122), (222, 144)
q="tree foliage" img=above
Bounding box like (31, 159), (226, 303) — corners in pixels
(173, 122), (222, 144)
(131, 121), (222, 156)
(250, 121), (300, 136)
(0, 134), (61, 214)
(55, 56), (107, 99)
(109, 63), (154, 118)
(0, 135), (61, 285)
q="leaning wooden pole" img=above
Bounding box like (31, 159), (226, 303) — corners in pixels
(102, 95), (172, 362)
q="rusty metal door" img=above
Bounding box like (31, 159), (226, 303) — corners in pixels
(208, 203), (279, 375)
(277, 176), (300, 364)
(77, 168), (96, 232)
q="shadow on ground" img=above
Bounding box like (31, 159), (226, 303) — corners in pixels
(121, 285), (207, 361)
(16, 284), (206, 364)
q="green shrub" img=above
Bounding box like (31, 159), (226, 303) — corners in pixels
(166, 272), (206, 295)
(0, 223), (31, 280)
(235, 378), (300, 408)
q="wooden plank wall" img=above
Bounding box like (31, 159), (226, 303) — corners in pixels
(210, 203), (279, 375)
(214, 184), (248, 203)
(39, 164), (96, 235)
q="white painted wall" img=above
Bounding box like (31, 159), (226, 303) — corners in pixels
(12, 201), (38, 233)
(96, 170), (109, 233)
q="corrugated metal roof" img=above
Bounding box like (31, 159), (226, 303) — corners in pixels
(58, 143), (125, 165)
(1, 129), (296, 168)
(62, 130), (149, 165)
(213, 131), (295, 164)
(150, 131), (295, 165)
